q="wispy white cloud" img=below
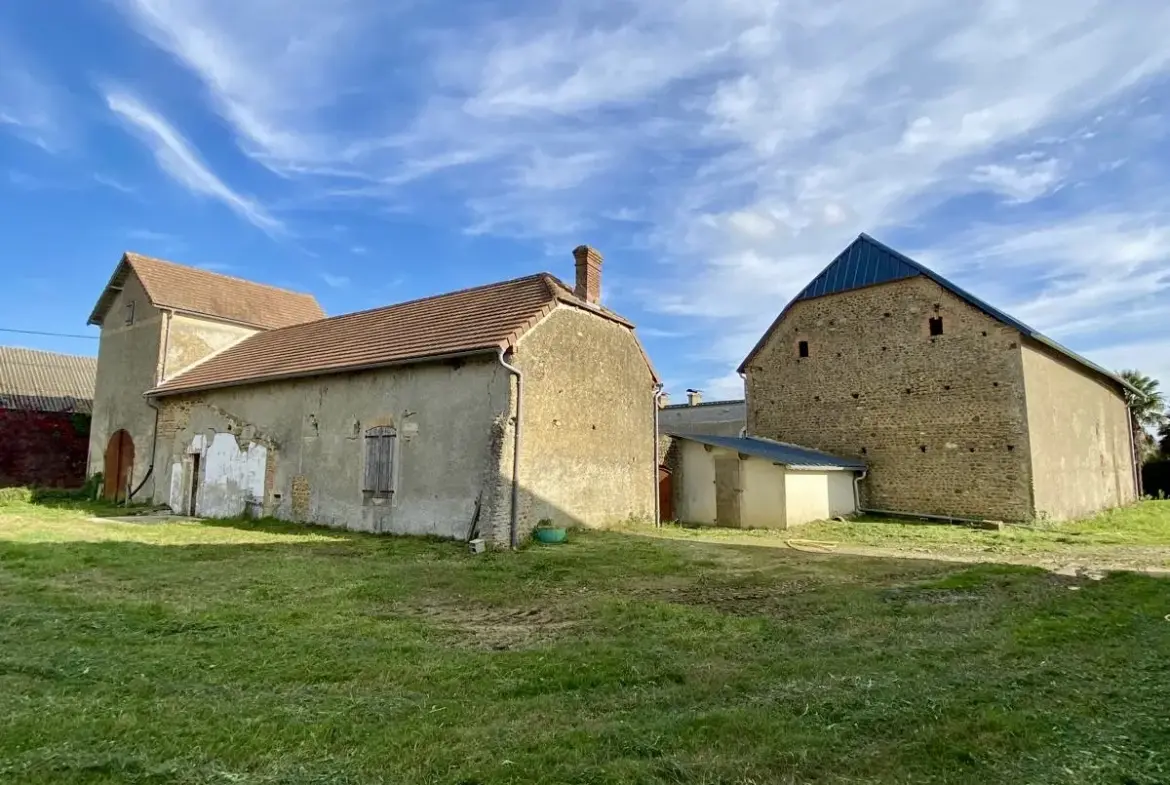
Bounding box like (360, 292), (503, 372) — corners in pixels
(0, 40), (64, 151)
(320, 272), (350, 288)
(93, 173), (136, 194)
(108, 0), (1170, 391)
(970, 156), (1066, 203)
(113, 0), (389, 172)
(932, 211), (1170, 342)
(126, 228), (176, 241)
(5, 170), (47, 189)
(105, 89), (282, 233)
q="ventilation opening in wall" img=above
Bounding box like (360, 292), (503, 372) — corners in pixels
(798, 340), (809, 358)
(929, 316), (944, 336)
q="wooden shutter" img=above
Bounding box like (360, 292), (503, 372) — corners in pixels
(364, 426), (396, 496)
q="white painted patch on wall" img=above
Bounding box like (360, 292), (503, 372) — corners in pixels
(196, 432), (267, 518)
(169, 462), (184, 512)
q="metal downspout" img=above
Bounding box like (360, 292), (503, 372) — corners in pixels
(128, 311), (170, 504)
(497, 349), (524, 549)
(128, 398), (160, 503)
(652, 384), (664, 526)
(852, 469), (867, 514)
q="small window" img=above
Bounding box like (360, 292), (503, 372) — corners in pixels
(929, 316), (943, 336)
(798, 340), (809, 358)
(125, 301), (135, 325)
(363, 426), (397, 497)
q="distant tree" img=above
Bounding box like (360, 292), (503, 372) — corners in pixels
(1119, 370), (1167, 432)
(1159, 415), (1170, 458)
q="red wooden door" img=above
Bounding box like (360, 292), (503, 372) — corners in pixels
(658, 465), (673, 523)
(103, 430), (134, 501)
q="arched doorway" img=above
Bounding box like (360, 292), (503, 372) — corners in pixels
(103, 430), (135, 502)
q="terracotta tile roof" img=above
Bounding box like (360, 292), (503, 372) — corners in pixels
(150, 273), (644, 396)
(88, 253), (325, 330)
(0, 346), (97, 413)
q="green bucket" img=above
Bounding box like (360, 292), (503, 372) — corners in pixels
(533, 527), (568, 544)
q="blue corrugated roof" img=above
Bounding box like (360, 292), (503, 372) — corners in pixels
(740, 233), (1139, 395)
(795, 234), (920, 301)
(667, 432), (865, 470)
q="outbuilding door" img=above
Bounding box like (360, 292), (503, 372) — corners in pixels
(103, 429), (134, 502)
(714, 453), (741, 528)
(658, 465), (673, 523)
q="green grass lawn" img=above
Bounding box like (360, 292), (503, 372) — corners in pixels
(2, 500), (1170, 784)
(647, 501), (1170, 571)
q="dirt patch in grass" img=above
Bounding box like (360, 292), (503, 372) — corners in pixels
(392, 599), (580, 650)
(652, 578), (822, 617)
(879, 587), (984, 605)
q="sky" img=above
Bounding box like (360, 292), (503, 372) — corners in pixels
(2, 0), (1169, 401)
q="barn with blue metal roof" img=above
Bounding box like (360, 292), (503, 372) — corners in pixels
(738, 233), (1139, 523)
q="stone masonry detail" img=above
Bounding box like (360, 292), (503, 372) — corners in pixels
(745, 276), (1034, 521)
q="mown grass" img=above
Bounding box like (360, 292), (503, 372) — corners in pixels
(649, 501), (1170, 569)
(2, 500), (1169, 784)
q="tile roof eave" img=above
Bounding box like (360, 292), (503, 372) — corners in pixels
(153, 304), (310, 331)
(87, 256), (132, 326)
(146, 345), (507, 398)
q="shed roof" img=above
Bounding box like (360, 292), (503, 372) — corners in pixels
(738, 233), (1139, 395)
(149, 272), (651, 396)
(0, 346), (97, 413)
(88, 252), (325, 330)
(661, 398), (745, 410)
(668, 432), (865, 471)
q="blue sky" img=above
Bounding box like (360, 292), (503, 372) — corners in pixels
(2, 0), (1169, 399)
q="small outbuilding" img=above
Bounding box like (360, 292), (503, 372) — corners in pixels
(0, 346), (97, 489)
(667, 433), (865, 529)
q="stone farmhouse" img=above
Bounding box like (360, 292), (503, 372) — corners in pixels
(740, 234), (1140, 522)
(0, 346), (96, 488)
(87, 247), (658, 546)
(87, 253), (325, 501)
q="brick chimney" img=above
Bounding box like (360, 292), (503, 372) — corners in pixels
(686, 389), (702, 406)
(658, 392), (670, 408)
(573, 245), (603, 304)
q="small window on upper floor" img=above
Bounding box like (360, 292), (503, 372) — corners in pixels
(929, 316), (944, 336)
(798, 340), (809, 358)
(125, 301), (135, 325)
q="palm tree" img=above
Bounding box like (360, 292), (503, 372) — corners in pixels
(1119, 370), (1167, 432)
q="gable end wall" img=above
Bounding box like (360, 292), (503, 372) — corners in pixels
(88, 271), (164, 496)
(512, 305), (655, 534)
(744, 275), (1034, 521)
